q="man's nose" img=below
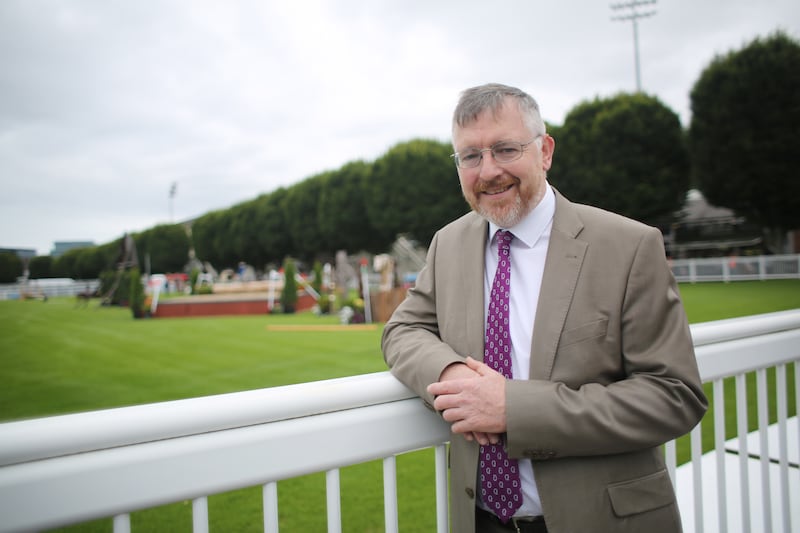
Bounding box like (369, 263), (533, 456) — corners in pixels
(478, 150), (503, 178)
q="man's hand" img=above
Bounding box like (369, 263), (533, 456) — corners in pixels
(427, 357), (507, 445)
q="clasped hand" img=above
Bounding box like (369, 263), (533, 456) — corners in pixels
(426, 357), (507, 446)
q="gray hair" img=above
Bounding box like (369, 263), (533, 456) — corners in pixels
(452, 83), (546, 138)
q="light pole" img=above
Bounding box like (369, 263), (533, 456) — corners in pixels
(611, 0), (657, 93)
(169, 182), (177, 222)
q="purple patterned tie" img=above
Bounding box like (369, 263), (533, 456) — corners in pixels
(480, 230), (522, 522)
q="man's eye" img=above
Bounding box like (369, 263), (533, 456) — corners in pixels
(495, 145), (519, 155)
(461, 152), (480, 162)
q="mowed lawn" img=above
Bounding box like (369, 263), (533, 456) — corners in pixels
(0, 279), (798, 532)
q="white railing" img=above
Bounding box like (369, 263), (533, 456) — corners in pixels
(0, 278), (100, 300)
(0, 310), (798, 533)
(671, 254), (800, 283)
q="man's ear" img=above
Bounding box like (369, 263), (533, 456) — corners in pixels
(541, 134), (555, 171)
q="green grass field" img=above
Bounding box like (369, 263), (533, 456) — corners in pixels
(0, 279), (798, 532)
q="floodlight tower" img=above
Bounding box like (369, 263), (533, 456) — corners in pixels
(611, 0), (657, 92)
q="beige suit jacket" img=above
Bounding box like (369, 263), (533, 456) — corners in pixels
(382, 188), (707, 533)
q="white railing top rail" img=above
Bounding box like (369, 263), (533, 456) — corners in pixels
(0, 371), (418, 467)
(0, 309), (798, 532)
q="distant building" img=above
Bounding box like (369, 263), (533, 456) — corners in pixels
(0, 247), (36, 260)
(50, 241), (95, 258)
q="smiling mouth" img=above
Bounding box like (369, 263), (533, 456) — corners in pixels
(481, 183), (514, 196)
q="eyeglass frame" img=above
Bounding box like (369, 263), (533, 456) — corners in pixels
(450, 136), (543, 169)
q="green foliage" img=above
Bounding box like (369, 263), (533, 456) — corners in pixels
(365, 139), (467, 246)
(311, 260), (323, 295)
(0, 252), (23, 283)
(47, 241), (119, 280)
(318, 161), (385, 253)
(28, 255), (53, 278)
(280, 258), (299, 313)
(229, 198), (264, 268)
(281, 175), (328, 260)
(134, 224), (190, 273)
(688, 31), (800, 252)
(549, 93), (689, 225)
(311, 260), (331, 314)
(189, 268), (200, 295)
(191, 211), (220, 267)
(253, 189), (292, 268)
(128, 267), (145, 318)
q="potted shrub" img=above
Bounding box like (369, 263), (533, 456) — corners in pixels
(129, 267), (146, 318)
(281, 258), (298, 314)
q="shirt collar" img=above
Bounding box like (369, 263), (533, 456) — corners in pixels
(489, 185), (555, 248)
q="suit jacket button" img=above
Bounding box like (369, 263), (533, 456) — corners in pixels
(465, 488), (475, 499)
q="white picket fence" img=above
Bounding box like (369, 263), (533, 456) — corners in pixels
(671, 254), (800, 283)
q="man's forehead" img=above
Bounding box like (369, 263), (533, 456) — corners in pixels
(453, 104), (526, 143)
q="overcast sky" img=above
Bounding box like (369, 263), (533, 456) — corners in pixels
(1, 1), (798, 256)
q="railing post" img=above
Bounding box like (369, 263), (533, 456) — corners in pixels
(735, 373), (751, 533)
(776, 365), (791, 533)
(383, 456), (398, 533)
(326, 469), (341, 533)
(263, 482), (279, 533)
(113, 514), (130, 533)
(757, 369), (772, 532)
(691, 423), (704, 533)
(713, 379), (728, 531)
(192, 497), (208, 533)
(435, 444), (449, 533)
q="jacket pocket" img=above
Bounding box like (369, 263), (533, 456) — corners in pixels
(607, 469), (675, 517)
(558, 317), (608, 348)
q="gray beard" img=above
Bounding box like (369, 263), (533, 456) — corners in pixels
(477, 194), (525, 228)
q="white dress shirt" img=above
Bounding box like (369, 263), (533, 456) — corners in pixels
(483, 185), (555, 517)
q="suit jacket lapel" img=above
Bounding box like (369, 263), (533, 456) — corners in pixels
(530, 189), (587, 380)
(461, 214), (489, 359)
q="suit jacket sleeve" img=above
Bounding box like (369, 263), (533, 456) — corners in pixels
(382, 229), (469, 408)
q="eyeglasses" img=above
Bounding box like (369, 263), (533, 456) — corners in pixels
(451, 137), (542, 169)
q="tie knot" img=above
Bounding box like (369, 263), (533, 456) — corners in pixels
(497, 230), (513, 250)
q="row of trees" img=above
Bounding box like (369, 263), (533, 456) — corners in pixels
(5, 31), (797, 284)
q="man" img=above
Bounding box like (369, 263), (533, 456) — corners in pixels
(382, 83), (707, 533)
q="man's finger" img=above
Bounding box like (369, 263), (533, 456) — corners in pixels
(427, 379), (465, 396)
(465, 356), (491, 375)
(432, 392), (463, 412)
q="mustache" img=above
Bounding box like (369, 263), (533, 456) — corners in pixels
(474, 176), (517, 193)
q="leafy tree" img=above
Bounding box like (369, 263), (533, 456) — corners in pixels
(73, 247), (107, 279)
(229, 199), (262, 268)
(135, 224), (191, 273)
(191, 210), (235, 270)
(0, 252), (23, 283)
(52, 249), (79, 278)
(28, 256), (53, 279)
(282, 174), (328, 261)
(688, 31), (800, 252)
(549, 93), (689, 225)
(318, 161), (384, 254)
(253, 189), (292, 268)
(365, 139), (467, 247)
